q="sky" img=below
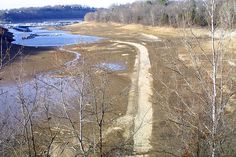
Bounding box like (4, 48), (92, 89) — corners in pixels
(0, 0), (139, 10)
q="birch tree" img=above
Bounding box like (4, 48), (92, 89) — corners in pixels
(157, 0), (236, 156)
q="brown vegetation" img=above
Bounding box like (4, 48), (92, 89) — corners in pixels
(1, 0), (236, 156)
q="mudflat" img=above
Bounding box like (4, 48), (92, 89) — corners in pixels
(1, 22), (236, 156)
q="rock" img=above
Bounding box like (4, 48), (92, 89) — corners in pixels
(0, 26), (14, 42)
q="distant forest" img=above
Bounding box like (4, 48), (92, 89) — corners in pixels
(0, 5), (96, 23)
(85, 0), (236, 28)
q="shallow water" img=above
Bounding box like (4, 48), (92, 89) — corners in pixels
(97, 63), (127, 71)
(0, 23), (109, 117)
(9, 26), (101, 47)
(0, 62), (127, 114)
(0, 73), (80, 115)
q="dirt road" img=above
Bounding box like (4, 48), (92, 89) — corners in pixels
(115, 41), (153, 155)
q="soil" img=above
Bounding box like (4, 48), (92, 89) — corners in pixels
(1, 22), (236, 156)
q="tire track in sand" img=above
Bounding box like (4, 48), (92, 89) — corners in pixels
(115, 41), (153, 155)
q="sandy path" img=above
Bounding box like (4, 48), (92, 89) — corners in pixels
(115, 41), (153, 155)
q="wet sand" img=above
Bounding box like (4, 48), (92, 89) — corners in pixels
(0, 44), (74, 85)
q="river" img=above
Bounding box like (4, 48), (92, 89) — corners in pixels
(0, 20), (102, 115)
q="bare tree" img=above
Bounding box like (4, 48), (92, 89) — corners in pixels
(156, 0), (236, 156)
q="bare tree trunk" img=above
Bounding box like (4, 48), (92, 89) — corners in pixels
(19, 93), (32, 157)
(210, 0), (217, 156)
(79, 57), (85, 154)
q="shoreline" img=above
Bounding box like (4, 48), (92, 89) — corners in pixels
(2, 21), (235, 156)
(0, 44), (74, 85)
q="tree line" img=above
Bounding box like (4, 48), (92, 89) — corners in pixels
(0, 5), (96, 23)
(85, 0), (236, 28)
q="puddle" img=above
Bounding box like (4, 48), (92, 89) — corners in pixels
(97, 63), (127, 71)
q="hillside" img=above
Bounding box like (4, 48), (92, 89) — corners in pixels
(85, 0), (235, 28)
(0, 5), (96, 23)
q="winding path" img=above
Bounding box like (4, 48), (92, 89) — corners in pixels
(115, 41), (153, 155)
(59, 47), (81, 66)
